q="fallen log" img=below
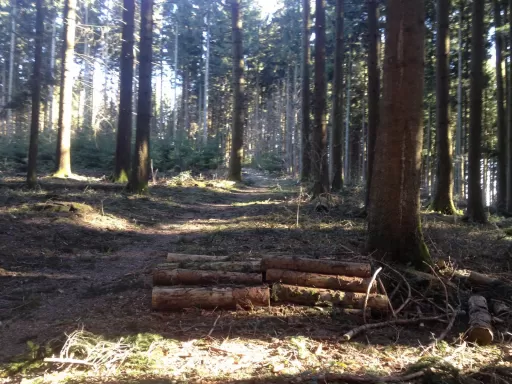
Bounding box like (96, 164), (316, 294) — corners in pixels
(152, 286), (270, 310)
(265, 268), (376, 293)
(166, 253), (230, 262)
(466, 295), (493, 345)
(271, 284), (388, 311)
(468, 271), (499, 286)
(154, 260), (261, 273)
(261, 256), (371, 278)
(153, 269), (262, 286)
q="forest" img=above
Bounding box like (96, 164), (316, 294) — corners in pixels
(2, 0), (512, 383)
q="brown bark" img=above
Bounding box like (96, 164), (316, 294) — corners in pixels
(265, 269), (375, 293)
(311, 0), (329, 196)
(114, 0), (135, 183)
(155, 261), (261, 273)
(331, 0), (344, 191)
(55, 0), (77, 177)
(153, 269), (262, 286)
(228, 0), (244, 182)
(27, 0), (43, 188)
(431, 0), (456, 215)
(508, 0), (512, 213)
(129, 0), (153, 193)
(271, 284), (388, 311)
(152, 286), (270, 310)
(467, 0), (487, 222)
(301, 0), (311, 181)
(261, 256), (371, 278)
(466, 295), (493, 345)
(366, 0), (431, 268)
(166, 253), (230, 262)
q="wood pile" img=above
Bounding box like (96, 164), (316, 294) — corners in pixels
(152, 254), (390, 312)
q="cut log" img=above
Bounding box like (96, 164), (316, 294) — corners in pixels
(265, 269), (376, 293)
(152, 286), (270, 310)
(155, 261), (261, 273)
(261, 256), (371, 278)
(166, 253), (231, 262)
(468, 271), (499, 286)
(271, 284), (389, 311)
(153, 269), (262, 286)
(466, 295), (493, 345)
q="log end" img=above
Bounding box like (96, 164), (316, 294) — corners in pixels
(466, 326), (493, 346)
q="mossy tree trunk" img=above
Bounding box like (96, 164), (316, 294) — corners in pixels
(367, 0), (431, 268)
(129, 0), (153, 194)
(114, 0), (135, 183)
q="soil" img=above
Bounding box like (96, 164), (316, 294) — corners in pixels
(1, 169), (512, 382)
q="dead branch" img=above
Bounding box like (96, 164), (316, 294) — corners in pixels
(320, 369), (426, 383)
(364, 267), (382, 324)
(44, 357), (94, 366)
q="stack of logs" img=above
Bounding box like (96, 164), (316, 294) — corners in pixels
(152, 254), (390, 312)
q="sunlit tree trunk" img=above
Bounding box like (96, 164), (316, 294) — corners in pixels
(301, 0), (311, 181)
(203, 6), (211, 146)
(7, 0), (16, 137)
(173, 22), (178, 141)
(46, 20), (57, 133)
(344, 46), (352, 185)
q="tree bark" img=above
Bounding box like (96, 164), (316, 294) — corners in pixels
(153, 269), (262, 286)
(301, 0), (311, 181)
(366, 0), (431, 268)
(166, 253), (230, 262)
(466, 295), (493, 345)
(365, 0), (380, 208)
(431, 0), (456, 215)
(455, 3), (464, 197)
(152, 286), (270, 310)
(271, 284), (388, 311)
(203, 6), (211, 146)
(156, 260), (261, 273)
(261, 256), (371, 278)
(55, 0), (77, 177)
(344, 47), (352, 185)
(26, 0), (44, 188)
(311, 0), (329, 196)
(228, 0), (245, 182)
(495, 0), (507, 213)
(129, 0), (153, 193)
(7, 0), (16, 137)
(508, 0), (512, 213)
(467, 0), (487, 222)
(331, 0), (344, 191)
(265, 269), (376, 293)
(114, 0), (135, 183)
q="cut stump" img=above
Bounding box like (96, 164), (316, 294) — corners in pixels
(262, 256), (371, 278)
(153, 269), (262, 286)
(466, 295), (493, 345)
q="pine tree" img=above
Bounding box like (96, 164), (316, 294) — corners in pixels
(301, 0), (311, 181)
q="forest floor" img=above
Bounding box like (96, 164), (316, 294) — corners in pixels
(0, 169), (512, 383)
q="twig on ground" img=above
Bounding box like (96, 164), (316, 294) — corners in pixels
(378, 261), (411, 315)
(425, 262), (450, 315)
(44, 357), (94, 366)
(364, 267), (382, 324)
(319, 369), (426, 383)
(207, 315), (221, 337)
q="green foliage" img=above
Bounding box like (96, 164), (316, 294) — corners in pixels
(153, 138), (224, 172)
(252, 152), (285, 174)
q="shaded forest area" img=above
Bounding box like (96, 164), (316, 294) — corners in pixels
(2, 0), (512, 383)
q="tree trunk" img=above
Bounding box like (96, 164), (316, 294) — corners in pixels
(265, 269), (376, 293)
(455, 2), (464, 197)
(366, 0), (431, 268)
(301, 0), (311, 181)
(467, 0), (487, 222)
(508, 0), (512, 213)
(228, 0), (244, 182)
(152, 286), (270, 310)
(365, 0), (380, 208)
(331, 0), (344, 191)
(114, 0), (135, 183)
(156, 260), (261, 273)
(154, 269), (262, 286)
(173, 22), (178, 141)
(27, 0), (44, 188)
(55, 0), (77, 177)
(46, 20), (57, 133)
(261, 256), (371, 277)
(431, 0), (456, 214)
(311, 0), (329, 196)
(203, 7), (211, 146)
(494, 0), (506, 212)
(129, 0), (153, 193)
(271, 284), (388, 311)
(7, 0), (16, 137)
(344, 47), (352, 185)
(425, 104), (432, 195)
(466, 295), (493, 345)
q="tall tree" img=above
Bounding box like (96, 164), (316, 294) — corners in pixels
(367, 0), (431, 267)
(129, 0), (153, 193)
(508, 0), (512, 212)
(301, 0), (311, 181)
(7, 0), (16, 136)
(495, 0), (506, 212)
(55, 0), (77, 177)
(27, 0), (44, 188)
(467, 0), (486, 222)
(311, 0), (329, 196)
(365, 0), (379, 208)
(203, 5), (211, 146)
(228, 0), (245, 181)
(114, 0), (135, 183)
(430, 0), (456, 214)
(331, 0), (344, 191)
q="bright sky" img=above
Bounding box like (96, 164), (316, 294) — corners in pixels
(256, 0), (281, 16)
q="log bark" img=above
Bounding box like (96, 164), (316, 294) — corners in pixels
(468, 271), (499, 286)
(265, 269), (376, 293)
(261, 256), (371, 278)
(166, 253), (231, 262)
(155, 261), (260, 273)
(153, 269), (262, 286)
(271, 284), (388, 311)
(466, 295), (493, 345)
(152, 286), (269, 310)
